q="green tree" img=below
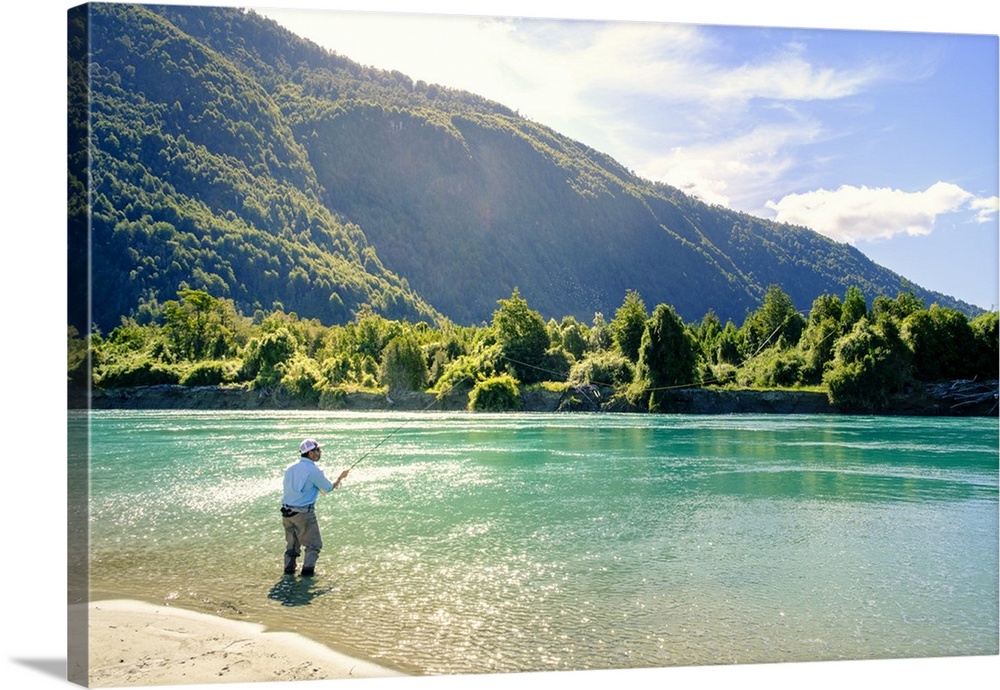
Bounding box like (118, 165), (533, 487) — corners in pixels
(693, 310), (723, 364)
(320, 352), (379, 390)
(557, 316), (588, 360)
(162, 288), (242, 361)
(840, 285), (868, 333)
(970, 311), (999, 378)
(742, 285), (805, 357)
(630, 303), (698, 411)
(350, 309), (401, 361)
(379, 333), (429, 392)
(824, 316), (913, 411)
(715, 321), (744, 366)
(872, 291), (924, 322)
(280, 354), (325, 402)
(539, 347), (574, 382)
(902, 305), (977, 381)
(67, 325), (91, 390)
(808, 293), (844, 326)
(588, 312), (614, 352)
(492, 289), (550, 384)
(425, 335), (467, 387)
(798, 293), (844, 384)
(240, 326), (298, 387)
(611, 290), (648, 363)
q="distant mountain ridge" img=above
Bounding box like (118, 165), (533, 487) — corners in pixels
(69, 3), (979, 333)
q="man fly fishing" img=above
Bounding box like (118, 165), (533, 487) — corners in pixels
(279, 388), (461, 576)
(281, 439), (350, 577)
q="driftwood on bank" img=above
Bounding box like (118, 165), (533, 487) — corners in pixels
(921, 379), (999, 415)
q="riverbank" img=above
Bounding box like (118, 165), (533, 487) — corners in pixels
(82, 599), (406, 687)
(82, 379), (998, 416)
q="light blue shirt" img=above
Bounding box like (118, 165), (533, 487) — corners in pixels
(282, 457), (335, 507)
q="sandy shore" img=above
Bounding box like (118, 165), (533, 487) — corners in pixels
(85, 599), (406, 687)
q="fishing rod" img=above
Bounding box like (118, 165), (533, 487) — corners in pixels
(347, 375), (470, 472)
(347, 419), (406, 471)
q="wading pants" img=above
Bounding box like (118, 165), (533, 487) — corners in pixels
(283, 507), (323, 571)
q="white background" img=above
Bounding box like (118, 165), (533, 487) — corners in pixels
(1, 1), (996, 689)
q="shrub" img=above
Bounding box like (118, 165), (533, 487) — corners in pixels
(468, 374), (521, 412)
(434, 345), (502, 395)
(318, 386), (348, 409)
(706, 362), (738, 386)
(280, 355), (325, 402)
(539, 347), (573, 382)
(180, 360), (239, 386)
(95, 357), (181, 388)
(736, 348), (806, 388)
(568, 351), (634, 387)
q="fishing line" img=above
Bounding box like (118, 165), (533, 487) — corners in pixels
(500, 308), (813, 399)
(740, 310), (806, 366)
(500, 353), (698, 397)
(347, 375), (469, 471)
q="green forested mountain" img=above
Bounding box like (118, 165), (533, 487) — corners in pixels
(69, 3), (439, 332)
(69, 3), (977, 334)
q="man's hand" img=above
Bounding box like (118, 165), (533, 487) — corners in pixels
(334, 469), (350, 488)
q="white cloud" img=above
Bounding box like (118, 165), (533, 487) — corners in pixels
(644, 121), (823, 208)
(544, 22), (880, 106)
(764, 182), (985, 243)
(695, 52), (881, 105)
(970, 196), (1000, 223)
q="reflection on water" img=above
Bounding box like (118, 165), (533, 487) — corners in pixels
(87, 411), (999, 674)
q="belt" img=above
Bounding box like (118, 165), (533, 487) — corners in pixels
(282, 503), (315, 513)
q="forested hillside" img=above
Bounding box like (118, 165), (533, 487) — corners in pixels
(69, 3), (978, 335)
(68, 4), (439, 332)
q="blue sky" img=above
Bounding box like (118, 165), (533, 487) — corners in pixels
(254, 0), (999, 311)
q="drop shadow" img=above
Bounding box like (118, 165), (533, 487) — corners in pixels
(10, 657), (66, 680)
(267, 574), (335, 607)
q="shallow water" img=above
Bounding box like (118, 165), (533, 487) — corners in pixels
(82, 410), (999, 674)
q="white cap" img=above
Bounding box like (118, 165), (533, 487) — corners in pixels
(299, 439), (320, 454)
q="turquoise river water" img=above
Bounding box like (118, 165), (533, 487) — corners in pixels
(82, 410), (998, 675)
